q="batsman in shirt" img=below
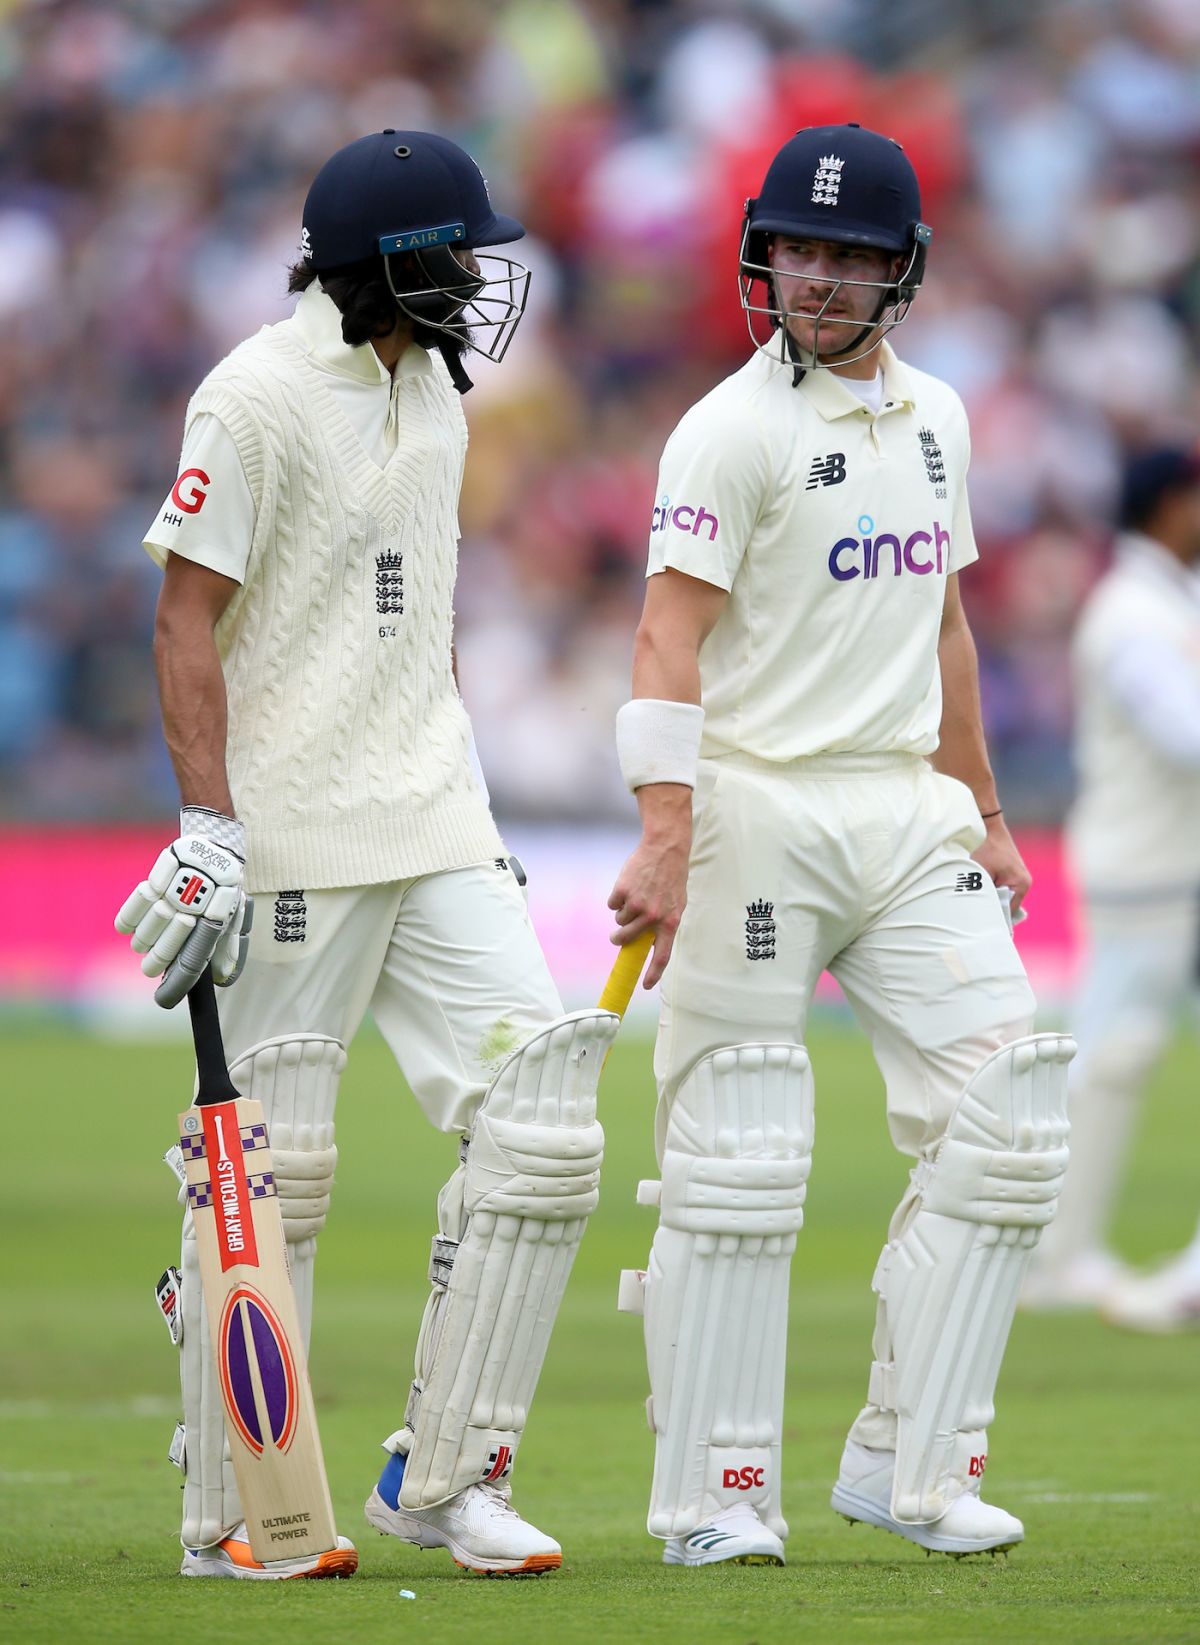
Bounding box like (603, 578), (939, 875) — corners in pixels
(608, 124), (1075, 1567)
(116, 130), (617, 1579)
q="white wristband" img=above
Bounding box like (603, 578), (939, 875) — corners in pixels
(179, 806), (246, 860)
(616, 698), (705, 792)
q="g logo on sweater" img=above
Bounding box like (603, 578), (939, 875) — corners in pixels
(170, 468), (211, 515)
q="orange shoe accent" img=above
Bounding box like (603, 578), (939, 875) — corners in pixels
(217, 1534), (358, 1579)
(219, 1537), (260, 1571)
(287, 1547), (360, 1580)
(455, 1551), (562, 1577)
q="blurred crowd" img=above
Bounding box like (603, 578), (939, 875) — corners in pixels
(1, 0), (1198, 825)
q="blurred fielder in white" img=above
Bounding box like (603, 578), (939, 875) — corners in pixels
(1025, 446), (1200, 1331)
(607, 123), (1074, 1569)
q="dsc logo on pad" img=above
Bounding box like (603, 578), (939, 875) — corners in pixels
(651, 494), (719, 542)
(722, 1466), (766, 1491)
(828, 516), (950, 581)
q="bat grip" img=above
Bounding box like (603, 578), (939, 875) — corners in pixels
(187, 967), (240, 1107)
(599, 928), (655, 1018)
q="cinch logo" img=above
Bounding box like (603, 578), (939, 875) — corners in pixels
(828, 515), (950, 581)
(722, 1467), (766, 1491)
(968, 1454), (987, 1478)
(651, 494), (719, 541)
(171, 468), (210, 515)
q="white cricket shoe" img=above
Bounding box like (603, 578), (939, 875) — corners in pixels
(662, 1503), (785, 1567)
(1021, 1248), (1132, 1312)
(180, 1522), (358, 1579)
(1101, 1250), (1200, 1333)
(365, 1464), (561, 1577)
(831, 1441), (1023, 1557)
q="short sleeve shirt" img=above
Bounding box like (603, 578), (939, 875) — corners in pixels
(646, 342), (977, 759)
(144, 415), (256, 583)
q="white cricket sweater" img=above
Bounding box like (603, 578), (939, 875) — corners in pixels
(1068, 533), (1200, 895)
(182, 304), (504, 892)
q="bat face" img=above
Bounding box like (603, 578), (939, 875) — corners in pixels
(180, 1095), (336, 1560)
(219, 1284), (300, 1455)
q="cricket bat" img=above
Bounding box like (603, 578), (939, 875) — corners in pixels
(599, 928), (655, 1072)
(178, 967), (337, 1562)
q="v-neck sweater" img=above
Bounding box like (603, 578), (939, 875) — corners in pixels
(184, 318), (503, 892)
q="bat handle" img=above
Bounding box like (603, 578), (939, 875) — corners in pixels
(187, 967), (240, 1107)
(599, 928), (656, 1018)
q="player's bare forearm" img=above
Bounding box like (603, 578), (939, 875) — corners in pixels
(932, 619), (998, 811)
(609, 569), (727, 984)
(154, 554), (240, 816)
(932, 574), (1031, 909)
(628, 599), (701, 866)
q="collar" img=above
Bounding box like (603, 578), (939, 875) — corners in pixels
(1117, 531), (1200, 601)
(289, 282), (433, 387)
(795, 342), (917, 421)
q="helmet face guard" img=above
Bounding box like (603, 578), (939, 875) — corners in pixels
(379, 227), (530, 365)
(738, 217), (930, 370)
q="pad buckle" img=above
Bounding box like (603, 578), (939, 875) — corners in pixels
(429, 1236), (459, 1288)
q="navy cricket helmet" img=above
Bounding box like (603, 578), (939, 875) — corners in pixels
(301, 131), (530, 387)
(739, 123), (932, 370)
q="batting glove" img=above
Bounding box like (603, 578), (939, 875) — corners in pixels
(115, 808), (248, 1006)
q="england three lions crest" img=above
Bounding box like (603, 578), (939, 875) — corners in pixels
(918, 429), (947, 499)
(746, 899), (776, 962)
(811, 154), (844, 207)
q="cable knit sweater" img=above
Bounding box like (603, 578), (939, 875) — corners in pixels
(185, 315), (504, 892)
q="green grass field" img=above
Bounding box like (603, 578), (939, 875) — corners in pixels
(3, 1022), (1198, 1645)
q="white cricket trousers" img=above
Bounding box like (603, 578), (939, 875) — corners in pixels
(654, 752), (1038, 1456)
(216, 860), (563, 1131)
(1036, 887), (1200, 1270)
(655, 751), (1037, 1160)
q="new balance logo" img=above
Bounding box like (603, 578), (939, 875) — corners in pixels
(955, 871), (984, 892)
(376, 550), (404, 616)
(918, 427), (947, 499)
(806, 452), (847, 490)
(746, 899), (776, 962)
(274, 889), (307, 942)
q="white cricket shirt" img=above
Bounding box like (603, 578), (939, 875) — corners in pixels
(1068, 532), (1200, 893)
(646, 342), (978, 760)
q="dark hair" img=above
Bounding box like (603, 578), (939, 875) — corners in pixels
(286, 256), (467, 360)
(287, 256), (400, 347)
(1119, 446), (1200, 531)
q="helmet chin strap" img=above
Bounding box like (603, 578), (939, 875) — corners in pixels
(438, 340), (474, 394)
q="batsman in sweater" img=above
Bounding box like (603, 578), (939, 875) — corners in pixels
(116, 131), (617, 1579)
